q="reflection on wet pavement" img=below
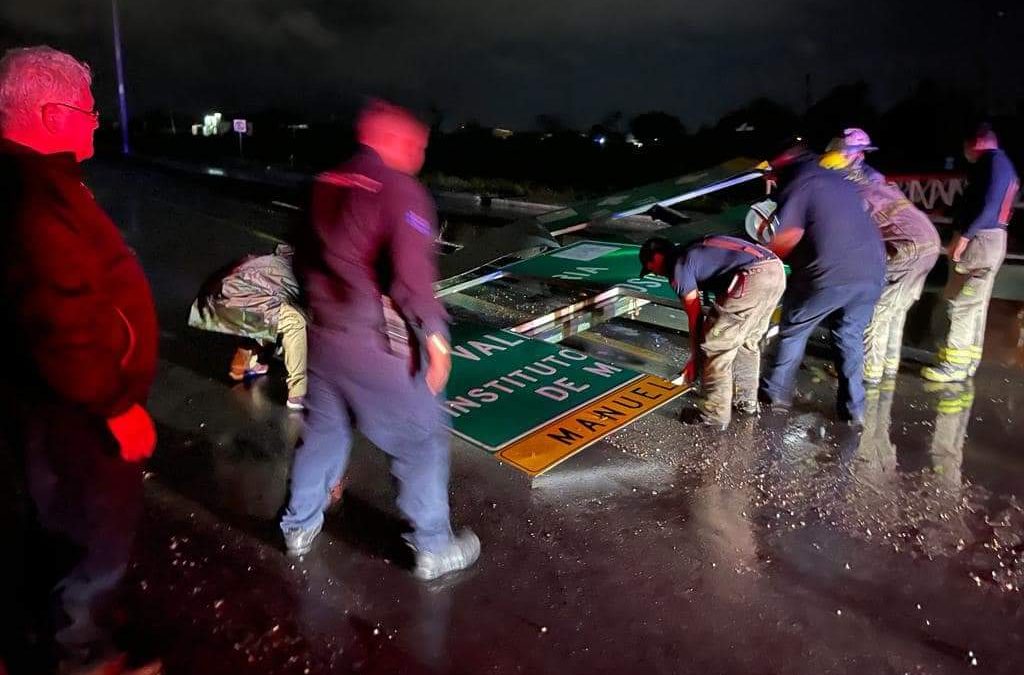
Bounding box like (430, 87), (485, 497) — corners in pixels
(79, 161), (1024, 674)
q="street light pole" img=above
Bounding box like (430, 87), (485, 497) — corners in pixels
(111, 0), (131, 155)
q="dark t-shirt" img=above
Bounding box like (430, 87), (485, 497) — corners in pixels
(302, 148), (448, 339)
(775, 158), (885, 290)
(672, 236), (775, 297)
(957, 149), (1019, 238)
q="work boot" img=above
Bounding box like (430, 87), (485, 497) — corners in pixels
(680, 407), (729, 429)
(921, 363), (969, 383)
(698, 414), (729, 430)
(229, 348), (269, 381)
(413, 529), (481, 581)
(842, 414), (865, 429)
(758, 395), (791, 414)
(284, 521), (323, 558)
(697, 398), (731, 429)
(734, 400), (760, 416)
(698, 399), (730, 428)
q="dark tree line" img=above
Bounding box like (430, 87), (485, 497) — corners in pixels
(117, 80), (1021, 199)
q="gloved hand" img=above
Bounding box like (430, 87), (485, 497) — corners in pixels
(681, 358), (697, 385)
(106, 404), (157, 462)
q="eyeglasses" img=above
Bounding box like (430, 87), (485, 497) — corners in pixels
(46, 102), (100, 120)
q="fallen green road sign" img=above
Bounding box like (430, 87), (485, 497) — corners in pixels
(502, 240), (679, 303)
(446, 321), (685, 475)
(437, 159), (762, 281)
(658, 204), (750, 247)
(531, 160), (763, 235)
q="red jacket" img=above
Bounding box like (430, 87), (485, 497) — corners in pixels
(0, 140), (158, 417)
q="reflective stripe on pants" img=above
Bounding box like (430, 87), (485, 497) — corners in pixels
(864, 242), (939, 381)
(937, 229), (1006, 368)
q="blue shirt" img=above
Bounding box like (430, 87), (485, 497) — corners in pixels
(672, 236), (775, 297)
(957, 149), (1019, 239)
(775, 158), (885, 290)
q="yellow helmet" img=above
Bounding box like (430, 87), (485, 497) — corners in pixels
(819, 150), (851, 170)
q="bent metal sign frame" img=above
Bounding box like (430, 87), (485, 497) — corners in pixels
(445, 322), (685, 476)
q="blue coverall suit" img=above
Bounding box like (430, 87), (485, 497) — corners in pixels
(280, 148), (455, 554)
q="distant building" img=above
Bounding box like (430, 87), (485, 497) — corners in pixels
(201, 112), (226, 137)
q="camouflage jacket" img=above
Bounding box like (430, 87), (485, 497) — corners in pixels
(188, 245), (300, 342)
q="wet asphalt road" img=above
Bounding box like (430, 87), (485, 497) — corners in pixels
(73, 160), (1024, 674)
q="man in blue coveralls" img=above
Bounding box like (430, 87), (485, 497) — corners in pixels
(280, 101), (480, 581)
(759, 142), (886, 424)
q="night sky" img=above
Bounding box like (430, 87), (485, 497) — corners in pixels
(1, 0), (1020, 129)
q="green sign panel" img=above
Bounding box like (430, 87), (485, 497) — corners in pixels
(658, 204), (750, 247)
(528, 161), (762, 234)
(502, 240), (679, 303)
(446, 322), (639, 450)
(501, 207), (789, 304)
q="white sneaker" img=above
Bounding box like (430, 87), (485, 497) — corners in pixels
(284, 521), (322, 557)
(413, 529), (481, 581)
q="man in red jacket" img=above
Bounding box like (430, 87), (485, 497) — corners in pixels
(0, 47), (160, 675)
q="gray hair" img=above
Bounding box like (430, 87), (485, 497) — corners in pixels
(0, 46), (92, 130)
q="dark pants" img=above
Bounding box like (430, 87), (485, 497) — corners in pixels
(2, 396), (143, 668)
(281, 325), (454, 554)
(761, 283), (882, 420)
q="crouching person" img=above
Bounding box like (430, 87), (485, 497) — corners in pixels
(639, 235), (785, 428)
(189, 244), (308, 410)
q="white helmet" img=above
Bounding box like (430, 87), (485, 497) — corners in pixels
(745, 199), (778, 245)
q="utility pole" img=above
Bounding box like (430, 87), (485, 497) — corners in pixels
(111, 0), (131, 155)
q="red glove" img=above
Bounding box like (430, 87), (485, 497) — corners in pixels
(681, 357), (697, 385)
(107, 404), (157, 462)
